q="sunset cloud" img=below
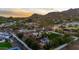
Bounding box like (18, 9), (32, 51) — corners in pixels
(0, 8), (32, 17)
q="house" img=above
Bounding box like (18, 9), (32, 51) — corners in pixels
(40, 37), (49, 44)
(0, 32), (11, 39)
(8, 47), (21, 50)
(39, 37), (49, 47)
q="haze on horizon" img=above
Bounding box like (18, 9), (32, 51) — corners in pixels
(0, 8), (71, 17)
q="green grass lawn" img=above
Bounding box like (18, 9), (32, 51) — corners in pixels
(0, 41), (12, 50)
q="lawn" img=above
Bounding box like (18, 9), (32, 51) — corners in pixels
(0, 41), (12, 50)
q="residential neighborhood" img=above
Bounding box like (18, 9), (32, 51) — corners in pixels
(0, 8), (79, 50)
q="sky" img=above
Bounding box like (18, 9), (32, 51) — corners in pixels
(0, 8), (70, 17)
(0, 0), (78, 17)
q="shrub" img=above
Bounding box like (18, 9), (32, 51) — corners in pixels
(25, 38), (40, 50)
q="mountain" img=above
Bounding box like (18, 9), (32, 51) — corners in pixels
(46, 8), (79, 19)
(26, 8), (79, 26)
(28, 8), (79, 21)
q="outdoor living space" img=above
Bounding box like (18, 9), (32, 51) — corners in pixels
(0, 40), (12, 50)
(0, 32), (12, 50)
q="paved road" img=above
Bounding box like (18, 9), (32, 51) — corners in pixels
(54, 36), (78, 50)
(11, 33), (32, 50)
(62, 39), (79, 50)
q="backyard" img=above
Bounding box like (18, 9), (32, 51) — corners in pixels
(0, 41), (12, 50)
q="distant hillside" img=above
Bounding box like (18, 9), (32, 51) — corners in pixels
(28, 8), (79, 22)
(46, 8), (79, 19)
(26, 8), (79, 27)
